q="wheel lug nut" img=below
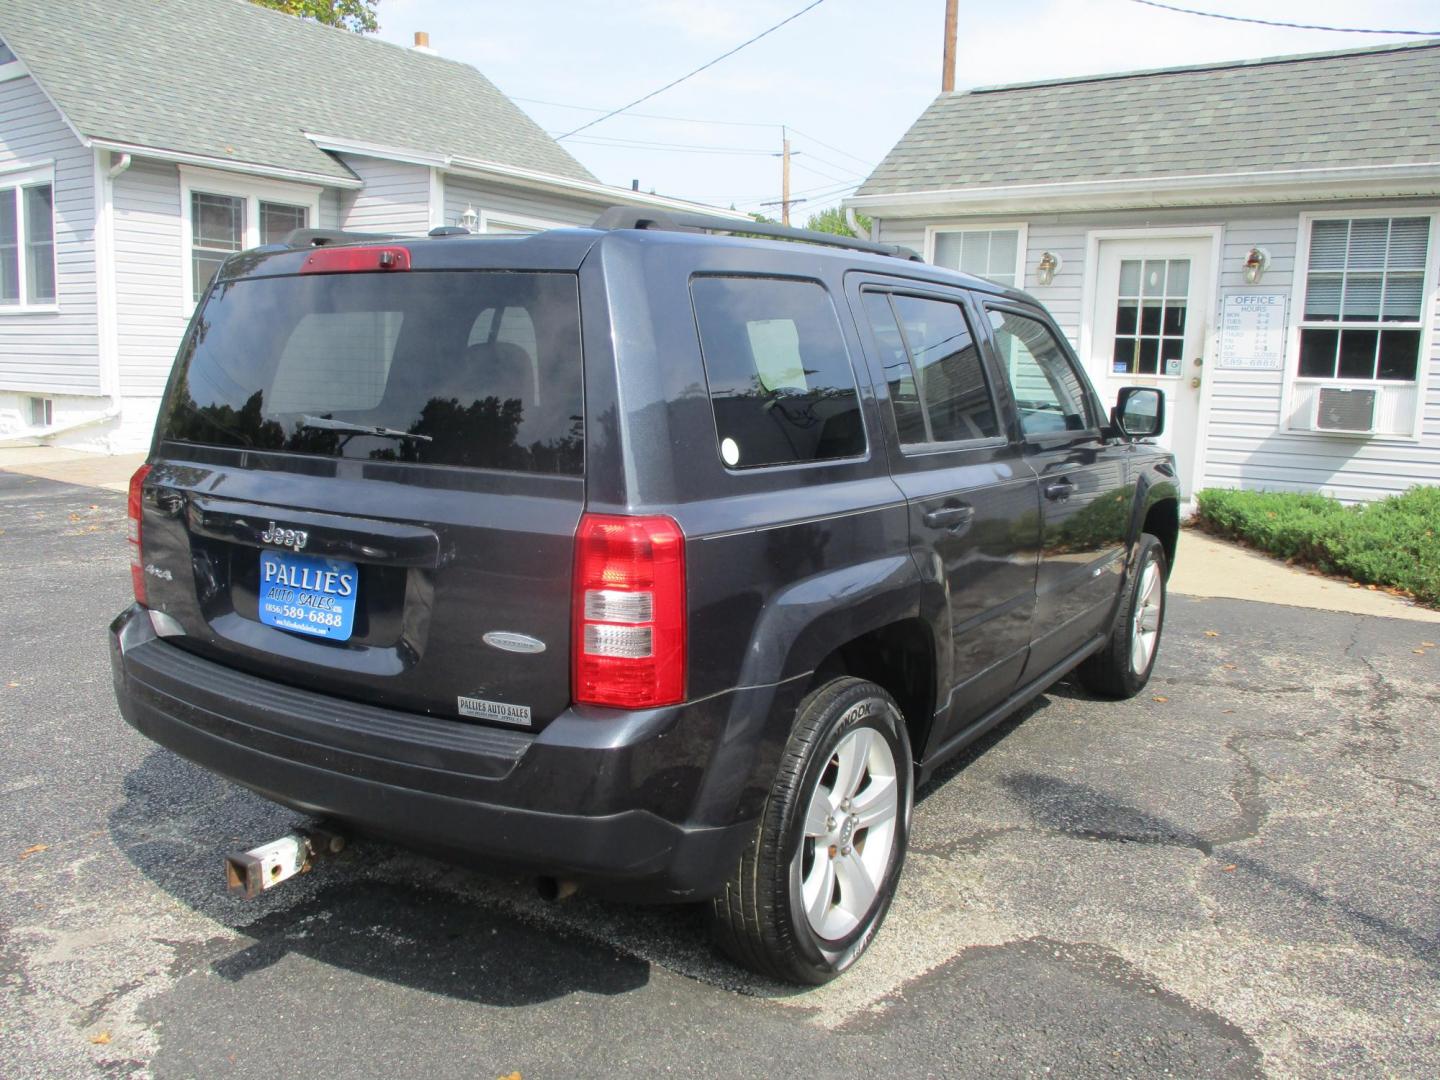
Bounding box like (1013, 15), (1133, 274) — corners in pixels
(841, 846), (851, 856)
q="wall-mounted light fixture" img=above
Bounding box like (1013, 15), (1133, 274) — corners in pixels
(460, 205), (480, 233)
(1242, 246), (1270, 284)
(1035, 251), (1062, 287)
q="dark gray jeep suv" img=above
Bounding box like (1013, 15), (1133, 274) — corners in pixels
(110, 209), (1179, 984)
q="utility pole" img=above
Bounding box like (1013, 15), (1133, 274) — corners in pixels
(760, 126), (806, 225)
(781, 129), (792, 225)
(942, 0), (957, 92)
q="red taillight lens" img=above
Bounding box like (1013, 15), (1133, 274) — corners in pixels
(127, 463), (151, 605)
(299, 245), (411, 274)
(573, 513), (686, 709)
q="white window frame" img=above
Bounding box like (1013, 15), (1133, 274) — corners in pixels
(0, 34), (29, 83)
(178, 165), (321, 312)
(924, 223), (1028, 287)
(0, 162), (58, 313)
(1280, 208), (1440, 441)
(478, 209), (568, 235)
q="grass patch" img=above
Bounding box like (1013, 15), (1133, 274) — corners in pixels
(1193, 485), (1440, 608)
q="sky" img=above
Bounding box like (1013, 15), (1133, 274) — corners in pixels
(371, 0), (1439, 222)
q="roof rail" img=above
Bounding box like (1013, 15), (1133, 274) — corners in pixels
(281, 227), (404, 249)
(591, 206), (924, 263)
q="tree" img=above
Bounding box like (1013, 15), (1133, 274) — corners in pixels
(803, 207), (871, 238)
(249, 0), (379, 33)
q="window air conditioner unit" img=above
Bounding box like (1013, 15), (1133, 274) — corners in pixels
(1313, 386), (1378, 434)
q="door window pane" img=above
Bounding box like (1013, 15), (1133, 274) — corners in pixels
(1111, 258), (1188, 376)
(23, 185), (54, 302)
(260, 201), (307, 245)
(989, 309), (1093, 436)
(191, 192), (245, 300)
(691, 277), (864, 468)
(889, 294), (999, 442)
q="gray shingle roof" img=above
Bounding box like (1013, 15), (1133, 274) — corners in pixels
(0, 0), (595, 184)
(858, 41), (1440, 197)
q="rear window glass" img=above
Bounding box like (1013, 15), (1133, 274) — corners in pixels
(159, 271), (583, 474)
(690, 276), (864, 469)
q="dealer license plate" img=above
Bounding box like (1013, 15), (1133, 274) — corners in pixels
(258, 550), (358, 642)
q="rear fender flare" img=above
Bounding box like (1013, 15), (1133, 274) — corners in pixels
(691, 554), (935, 824)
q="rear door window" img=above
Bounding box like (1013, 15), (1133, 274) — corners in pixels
(690, 276), (865, 469)
(159, 271), (584, 474)
(861, 289), (1001, 446)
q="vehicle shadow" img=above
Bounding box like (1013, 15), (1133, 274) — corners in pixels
(109, 751), (654, 1007)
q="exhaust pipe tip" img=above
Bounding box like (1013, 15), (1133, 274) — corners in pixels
(536, 876), (579, 902)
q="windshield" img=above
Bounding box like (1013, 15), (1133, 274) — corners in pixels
(158, 270), (584, 474)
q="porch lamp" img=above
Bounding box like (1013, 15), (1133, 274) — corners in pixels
(1035, 251), (1062, 287)
(1242, 246), (1270, 284)
(460, 205), (480, 233)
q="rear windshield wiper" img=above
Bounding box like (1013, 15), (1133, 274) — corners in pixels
(298, 415), (433, 443)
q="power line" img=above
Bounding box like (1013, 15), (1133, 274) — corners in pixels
(554, 0), (832, 140)
(559, 134), (777, 156)
(1127, 0), (1440, 35)
(517, 96), (782, 129)
(783, 126), (878, 170)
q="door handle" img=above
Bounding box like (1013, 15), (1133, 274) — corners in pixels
(923, 503), (974, 532)
(1043, 478), (1075, 502)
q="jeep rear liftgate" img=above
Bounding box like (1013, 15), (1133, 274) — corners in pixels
(135, 267), (586, 731)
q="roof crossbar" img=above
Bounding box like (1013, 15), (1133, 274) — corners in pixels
(591, 206), (924, 262)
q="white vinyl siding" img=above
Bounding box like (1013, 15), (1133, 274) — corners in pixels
(337, 155), (432, 235)
(877, 201), (1440, 502)
(443, 173), (604, 234)
(0, 75), (99, 395)
(112, 159), (189, 397)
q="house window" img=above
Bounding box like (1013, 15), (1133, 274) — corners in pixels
(29, 396), (53, 427)
(1297, 217), (1430, 382)
(191, 192), (245, 300)
(0, 36), (15, 64)
(185, 175), (312, 302)
(260, 201), (308, 245)
(0, 176), (55, 307)
(932, 229), (1021, 286)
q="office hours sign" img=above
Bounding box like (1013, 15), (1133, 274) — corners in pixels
(1218, 294), (1287, 370)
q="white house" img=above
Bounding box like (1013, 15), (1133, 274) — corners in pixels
(847, 41), (1440, 503)
(0, 0), (729, 452)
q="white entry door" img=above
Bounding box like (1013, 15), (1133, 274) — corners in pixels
(1089, 236), (1213, 496)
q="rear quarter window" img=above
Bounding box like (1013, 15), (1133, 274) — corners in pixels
(690, 276), (865, 469)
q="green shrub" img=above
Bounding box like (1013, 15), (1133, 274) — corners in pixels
(1193, 485), (1440, 608)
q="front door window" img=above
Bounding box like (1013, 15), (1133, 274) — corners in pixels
(1112, 258), (1190, 377)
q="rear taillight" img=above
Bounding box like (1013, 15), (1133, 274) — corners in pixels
(573, 514), (686, 709)
(127, 464), (151, 605)
(300, 246), (411, 274)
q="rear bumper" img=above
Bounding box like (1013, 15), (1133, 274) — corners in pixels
(110, 605), (798, 900)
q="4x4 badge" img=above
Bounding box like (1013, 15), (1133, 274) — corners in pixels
(260, 521), (309, 552)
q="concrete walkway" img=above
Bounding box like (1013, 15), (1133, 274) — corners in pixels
(1172, 528), (1440, 623)
(0, 446), (145, 495)
(3, 446), (1436, 623)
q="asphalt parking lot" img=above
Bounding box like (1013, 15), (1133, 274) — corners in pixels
(2, 468), (1437, 1079)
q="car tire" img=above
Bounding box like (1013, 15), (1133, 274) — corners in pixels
(1077, 532), (1168, 699)
(709, 676), (913, 985)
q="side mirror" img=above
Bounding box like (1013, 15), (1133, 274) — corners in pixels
(1111, 386), (1165, 439)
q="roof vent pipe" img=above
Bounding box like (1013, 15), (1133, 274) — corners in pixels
(412, 31), (435, 54)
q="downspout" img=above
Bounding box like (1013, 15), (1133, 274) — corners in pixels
(107, 152), (132, 179)
(845, 206), (875, 244)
